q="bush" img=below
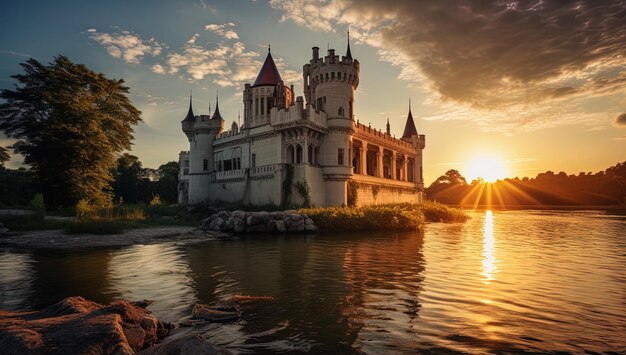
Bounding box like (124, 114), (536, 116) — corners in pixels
(299, 202), (467, 232)
(149, 194), (161, 206)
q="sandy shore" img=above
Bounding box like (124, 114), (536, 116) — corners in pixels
(0, 227), (230, 250)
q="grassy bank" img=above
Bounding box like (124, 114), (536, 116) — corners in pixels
(0, 204), (199, 235)
(299, 201), (468, 232)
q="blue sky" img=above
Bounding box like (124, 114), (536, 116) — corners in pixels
(2, 1), (625, 183)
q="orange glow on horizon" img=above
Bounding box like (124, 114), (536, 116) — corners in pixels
(465, 155), (508, 183)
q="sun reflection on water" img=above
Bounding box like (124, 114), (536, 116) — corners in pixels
(482, 210), (497, 282)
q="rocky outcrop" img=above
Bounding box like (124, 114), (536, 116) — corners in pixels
(0, 296), (173, 355)
(201, 210), (318, 234)
(0, 222), (8, 235)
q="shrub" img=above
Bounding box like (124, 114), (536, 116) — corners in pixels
(149, 194), (161, 206)
(295, 181), (311, 208)
(299, 202), (467, 232)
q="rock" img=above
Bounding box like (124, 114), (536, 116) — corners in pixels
(273, 220), (286, 233)
(140, 334), (232, 355)
(246, 224), (267, 233)
(0, 223), (8, 234)
(304, 218), (315, 226)
(192, 304), (240, 322)
(232, 217), (246, 233)
(286, 220), (305, 232)
(0, 296), (172, 355)
(305, 224), (318, 232)
(246, 214), (265, 226)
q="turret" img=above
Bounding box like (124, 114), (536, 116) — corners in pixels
(181, 94), (197, 141)
(243, 46), (294, 127)
(303, 33), (359, 122)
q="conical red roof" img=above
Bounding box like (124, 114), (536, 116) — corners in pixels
(253, 50), (282, 87)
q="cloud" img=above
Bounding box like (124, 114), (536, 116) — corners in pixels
(151, 64), (165, 74)
(205, 23), (239, 39)
(88, 28), (165, 64)
(270, 0), (626, 131)
(615, 113), (626, 127)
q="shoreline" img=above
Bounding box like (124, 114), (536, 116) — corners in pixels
(0, 227), (219, 250)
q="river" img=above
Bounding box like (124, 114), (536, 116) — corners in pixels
(1, 210), (625, 353)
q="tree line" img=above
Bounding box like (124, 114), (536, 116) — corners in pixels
(426, 162), (626, 206)
(0, 55), (178, 209)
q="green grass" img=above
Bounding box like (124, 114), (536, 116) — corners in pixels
(1, 204), (199, 234)
(299, 201), (468, 232)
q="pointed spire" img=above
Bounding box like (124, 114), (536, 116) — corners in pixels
(345, 26), (352, 59)
(252, 48), (283, 87)
(386, 117), (391, 135)
(211, 92), (223, 120)
(208, 100), (212, 116)
(182, 91), (195, 122)
(402, 98), (418, 139)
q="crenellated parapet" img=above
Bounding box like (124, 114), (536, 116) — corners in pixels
(303, 47), (359, 120)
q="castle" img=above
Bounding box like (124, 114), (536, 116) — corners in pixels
(178, 38), (425, 207)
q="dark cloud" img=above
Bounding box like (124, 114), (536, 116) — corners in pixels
(351, 0), (626, 108)
(274, 0), (626, 109)
(616, 113), (626, 126)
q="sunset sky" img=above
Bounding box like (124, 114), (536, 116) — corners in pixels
(1, 0), (624, 184)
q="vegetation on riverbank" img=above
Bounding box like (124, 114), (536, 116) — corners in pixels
(0, 204), (198, 234)
(299, 201), (468, 232)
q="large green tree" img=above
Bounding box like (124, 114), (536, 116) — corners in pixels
(0, 56), (141, 207)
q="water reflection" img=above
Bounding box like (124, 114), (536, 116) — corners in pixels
(1, 210), (625, 353)
(481, 210), (497, 281)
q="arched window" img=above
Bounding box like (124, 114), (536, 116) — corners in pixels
(307, 145), (313, 164)
(314, 146), (320, 165)
(296, 144), (303, 164)
(287, 145), (295, 164)
(338, 107), (344, 117)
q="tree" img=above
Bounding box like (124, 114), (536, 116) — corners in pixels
(112, 153), (151, 204)
(0, 146), (9, 167)
(0, 56), (141, 207)
(154, 161), (179, 204)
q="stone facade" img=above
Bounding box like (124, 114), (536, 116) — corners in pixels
(178, 41), (426, 207)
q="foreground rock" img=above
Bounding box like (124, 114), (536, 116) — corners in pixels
(201, 210), (318, 234)
(0, 296), (173, 354)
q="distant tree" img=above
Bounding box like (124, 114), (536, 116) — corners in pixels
(154, 161), (179, 204)
(426, 169), (469, 201)
(0, 146), (9, 167)
(0, 56), (141, 207)
(112, 153), (151, 204)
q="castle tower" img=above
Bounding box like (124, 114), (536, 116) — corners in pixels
(303, 33), (360, 205)
(243, 47), (294, 128)
(184, 94), (224, 204)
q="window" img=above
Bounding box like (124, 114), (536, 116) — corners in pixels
(203, 159), (208, 171)
(338, 148), (344, 166)
(308, 145), (313, 164)
(183, 168), (189, 175)
(331, 72), (335, 79)
(251, 154), (256, 167)
(338, 107), (344, 117)
(183, 160), (189, 167)
(296, 145), (303, 164)
(261, 98), (265, 115)
(255, 98), (259, 116)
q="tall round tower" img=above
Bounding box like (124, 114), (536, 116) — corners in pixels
(303, 35), (360, 206)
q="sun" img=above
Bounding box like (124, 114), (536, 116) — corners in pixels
(465, 154), (508, 183)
